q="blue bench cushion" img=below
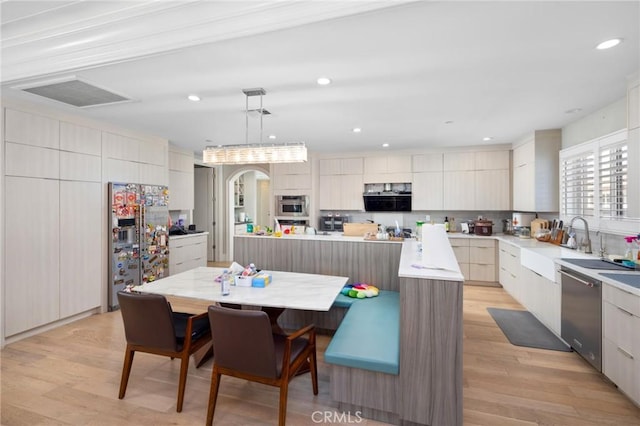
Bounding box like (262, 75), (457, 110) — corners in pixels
(325, 290), (400, 375)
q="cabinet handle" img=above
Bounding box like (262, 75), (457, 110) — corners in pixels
(616, 306), (634, 316)
(510, 253), (517, 258)
(617, 346), (634, 360)
(510, 273), (516, 279)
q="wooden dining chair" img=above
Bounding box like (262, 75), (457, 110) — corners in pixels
(117, 291), (212, 412)
(206, 305), (318, 426)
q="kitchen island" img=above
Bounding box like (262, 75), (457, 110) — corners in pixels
(234, 234), (464, 426)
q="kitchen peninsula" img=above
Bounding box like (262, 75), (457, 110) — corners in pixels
(234, 233), (464, 425)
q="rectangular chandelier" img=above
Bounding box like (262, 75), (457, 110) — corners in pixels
(203, 142), (307, 164)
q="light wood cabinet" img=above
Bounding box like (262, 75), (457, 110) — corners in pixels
(469, 239), (496, 282)
(363, 155), (412, 183)
(168, 146), (194, 210)
(449, 239), (469, 280)
(272, 160), (312, 191)
(412, 153), (443, 172)
(518, 265), (560, 335)
(498, 241), (521, 302)
(103, 132), (139, 161)
(5, 142), (60, 179)
(4, 177), (60, 337)
(319, 157), (364, 210)
(60, 122), (101, 156)
(602, 283), (640, 405)
(442, 151), (510, 211)
(60, 151), (101, 182)
(59, 181), (102, 318)
(5, 108), (59, 149)
(169, 234), (208, 275)
(411, 172), (444, 210)
(512, 130), (561, 212)
(443, 170), (475, 210)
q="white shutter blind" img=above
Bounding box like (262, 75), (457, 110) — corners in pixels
(561, 151), (595, 217)
(599, 142), (628, 218)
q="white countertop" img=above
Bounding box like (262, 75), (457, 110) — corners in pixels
(235, 233), (402, 243)
(398, 241), (464, 282)
(134, 266), (349, 311)
(170, 232), (209, 240)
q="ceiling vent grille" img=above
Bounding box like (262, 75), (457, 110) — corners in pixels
(17, 77), (131, 108)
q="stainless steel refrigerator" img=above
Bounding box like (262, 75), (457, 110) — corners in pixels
(108, 182), (170, 310)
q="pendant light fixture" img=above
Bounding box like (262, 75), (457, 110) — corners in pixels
(203, 88), (307, 164)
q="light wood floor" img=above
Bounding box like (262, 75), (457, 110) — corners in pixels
(2, 283), (639, 425)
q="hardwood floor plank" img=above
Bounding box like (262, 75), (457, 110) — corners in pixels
(2, 284), (638, 425)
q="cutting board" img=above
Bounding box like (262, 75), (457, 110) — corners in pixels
(343, 223), (378, 237)
(531, 219), (549, 236)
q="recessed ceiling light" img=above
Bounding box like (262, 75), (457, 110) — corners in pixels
(188, 94), (201, 102)
(596, 38), (622, 50)
(382, 143), (389, 148)
(565, 108), (582, 114)
(483, 137), (493, 142)
(352, 127), (362, 133)
(268, 134), (276, 140)
(317, 77), (332, 85)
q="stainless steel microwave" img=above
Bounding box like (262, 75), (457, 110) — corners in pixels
(276, 195), (309, 217)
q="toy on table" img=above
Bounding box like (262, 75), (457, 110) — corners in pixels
(341, 283), (379, 299)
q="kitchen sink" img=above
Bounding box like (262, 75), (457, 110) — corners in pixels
(600, 273), (640, 289)
(560, 258), (634, 271)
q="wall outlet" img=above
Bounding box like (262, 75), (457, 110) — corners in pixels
(425, 215), (431, 222)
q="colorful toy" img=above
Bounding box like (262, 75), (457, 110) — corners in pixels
(341, 283), (379, 298)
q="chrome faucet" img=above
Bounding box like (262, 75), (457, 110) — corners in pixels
(596, 230), (606, 259)
(569, 216), (592, 254)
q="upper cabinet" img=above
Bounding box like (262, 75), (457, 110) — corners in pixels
(318, 157), (364, 210)
(271, 160), (312, 192)
(512, 129), (561, 212)
(442, 150), (510, 211)
(168, 146), (194, 210)
(412, 153), (444, 210)
(363, 155), (412, 183)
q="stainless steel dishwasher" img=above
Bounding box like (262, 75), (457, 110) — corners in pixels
(560, 266), (602, 371)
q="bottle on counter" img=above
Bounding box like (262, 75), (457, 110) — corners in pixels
(444, 216), (450, 232)
(221, 270), (231, 295)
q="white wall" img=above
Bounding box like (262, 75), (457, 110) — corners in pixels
(562, 97), (627, 148)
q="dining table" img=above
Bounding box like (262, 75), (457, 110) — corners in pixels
(134, 266), (349, 368)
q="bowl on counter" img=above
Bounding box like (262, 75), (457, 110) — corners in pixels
(535, 229), (552, 242)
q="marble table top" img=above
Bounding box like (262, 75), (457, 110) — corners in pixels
(134, 267), (349, 311)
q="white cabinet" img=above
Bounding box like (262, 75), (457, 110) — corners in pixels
(168, 146), (194, 210)
(60, 122), (101, 156)
(272, 161), (312, 191)
(512, 129), (561, 212)
(169, 234), (208, 275)
(59, 181), (102, 318)
(319, 157), (364, 210)
(498, 241), (521, 302)
(4, 177), (60, 337)
(412, 153), (443, 210)
(363, 155), (412, 183)
(5, 142), (60, 179)
(602, 283), (640, 405)
(443, 151), (510, 211)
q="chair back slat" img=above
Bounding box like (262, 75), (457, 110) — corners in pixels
(208, 306), (278, 378)
(118, 291), (177, 351)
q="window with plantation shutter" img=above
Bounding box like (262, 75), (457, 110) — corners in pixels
(599, 141), (628, 218)
(561, 151), (595, 217)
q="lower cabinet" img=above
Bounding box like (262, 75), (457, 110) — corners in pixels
(498, 241), (521, 301)
(520, 266), (560, 335)
(169, 234), (207, 275)
(449, 237), (496, 284)
(602, 283), (640, 405)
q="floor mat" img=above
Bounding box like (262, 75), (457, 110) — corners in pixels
(487, 308), (571, 352)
